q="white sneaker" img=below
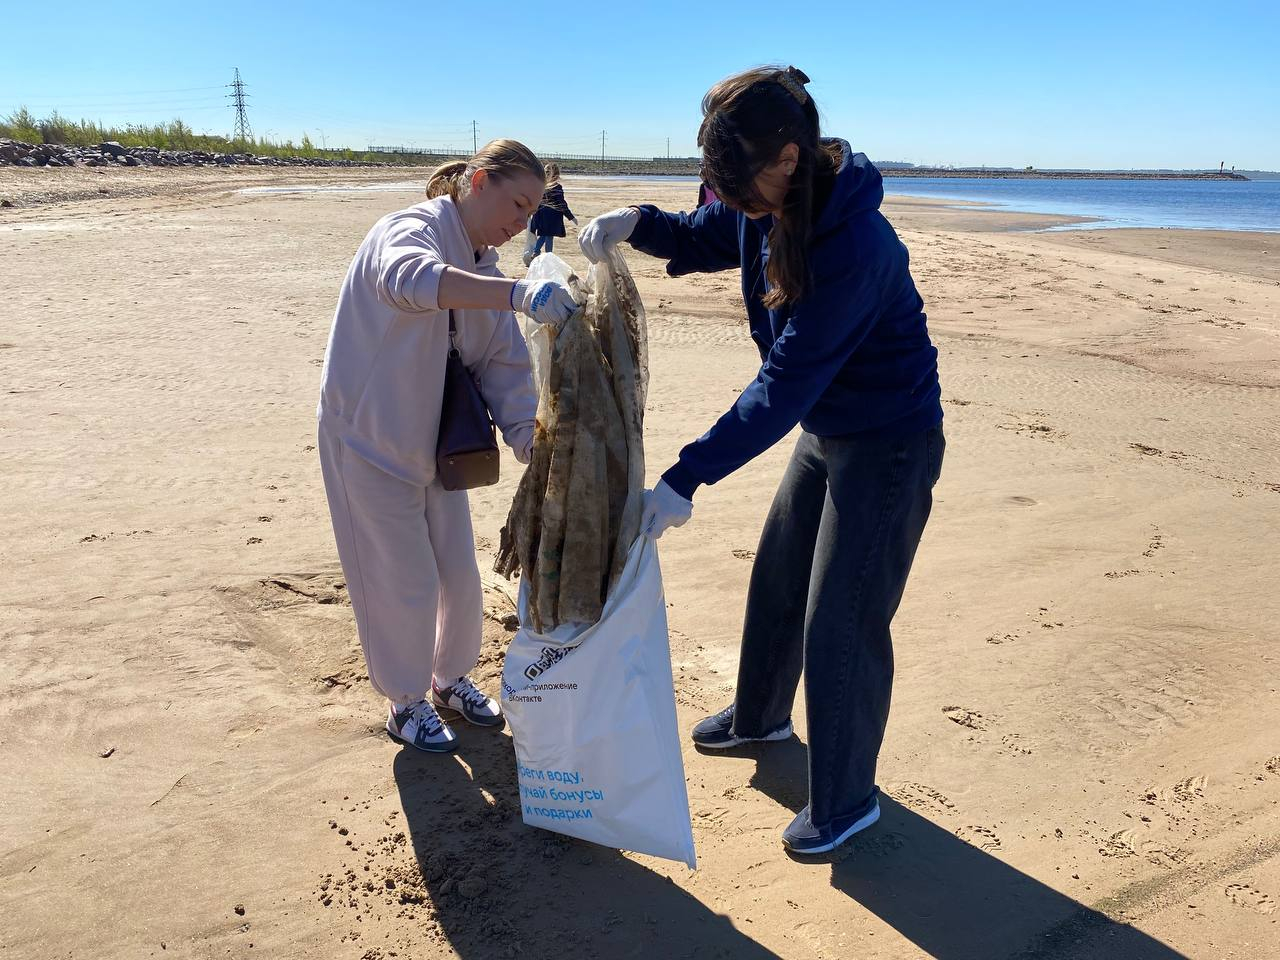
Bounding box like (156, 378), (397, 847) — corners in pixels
(432, 676), (505, 729)
(386, 700), (458, 753)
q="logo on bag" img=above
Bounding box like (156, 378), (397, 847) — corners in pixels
(523, 645), (574, 681)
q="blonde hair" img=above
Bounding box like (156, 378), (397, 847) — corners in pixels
(544, 162), (561, 184)
(425, 139), (545, 201)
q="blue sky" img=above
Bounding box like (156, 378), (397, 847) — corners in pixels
(3, 1), (1276, 169)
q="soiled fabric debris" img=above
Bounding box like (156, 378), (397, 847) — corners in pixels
(495, 250), (648, 630)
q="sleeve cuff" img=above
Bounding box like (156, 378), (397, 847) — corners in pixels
(661, 460), (700, 501)
(625, 204), (659, 248)
(503, 421), (535, 463)
(410, 261), (449, 312)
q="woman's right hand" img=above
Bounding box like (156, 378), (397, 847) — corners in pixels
(578, 207), (640, 262)
(641, 480), (693, 539)
(511, 279), (579, 325)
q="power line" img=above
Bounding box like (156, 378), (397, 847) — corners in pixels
(227, 67), (252, 145)
(6, 85), (227, 102)
(10, 97), (231, 112)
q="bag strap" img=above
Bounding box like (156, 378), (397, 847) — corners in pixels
(446, 310), (493, 425)
(447, 309), (460, 359)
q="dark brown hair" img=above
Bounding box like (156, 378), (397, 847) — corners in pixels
(425, 139), (544, 201)
(698, 65), (841, 307)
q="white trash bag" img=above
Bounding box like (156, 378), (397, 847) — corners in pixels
(502, 536), (697, 869)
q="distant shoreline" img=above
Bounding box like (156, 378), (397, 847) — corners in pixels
(2, 164), (1273, 217)
(880, 168), (1248, 181)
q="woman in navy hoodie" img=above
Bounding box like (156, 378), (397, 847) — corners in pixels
(579, 65), (944, 856)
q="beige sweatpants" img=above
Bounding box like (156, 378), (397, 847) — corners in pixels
(318, 424), (483, 705)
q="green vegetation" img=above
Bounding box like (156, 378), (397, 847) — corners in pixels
(0, 107), (424, 164)
(1, 107), (703, 173)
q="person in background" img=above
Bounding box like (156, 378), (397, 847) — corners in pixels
(528, 162), (577, 258)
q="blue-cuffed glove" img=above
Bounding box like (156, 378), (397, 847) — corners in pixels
(511, 279), (578, 325)
(641, 480), (693, 539)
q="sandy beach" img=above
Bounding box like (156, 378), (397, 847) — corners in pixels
(2, 167), (1278, 959)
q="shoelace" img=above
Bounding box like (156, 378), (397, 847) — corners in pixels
(715, 704), (735, 723)
(450, 677), (490, 709)
(411, 701), (444, 737)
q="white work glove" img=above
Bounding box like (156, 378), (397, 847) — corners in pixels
(641, 480), (693, 540)
(578, 207), (640, 262)
(511, 279), (578, 325)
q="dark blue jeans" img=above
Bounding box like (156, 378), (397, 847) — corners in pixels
(533, 234), (554, 254)
(732, 425), (944, 828)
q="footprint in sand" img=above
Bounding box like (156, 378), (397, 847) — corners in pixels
(1142, 528), (1165, 558)
(1265, 756), (1280, 776)
(265, 574), (348, 605)
(985, 632), (1021, 644)
(955, 825), (1002, 851)
(1171, 776), (1206, 803)
(942, 705), (991, 731)
(1143, 775), (1206, 807)
(1000, 733), (1033, 756)
(1098, 829), (1140, 859)
(891, 782), (957, 816)
(1099, 829), (1185, 865)
(1224, 883), (1277, 915)
(732, 549), (755, 561)
(844, 831), (907, 859)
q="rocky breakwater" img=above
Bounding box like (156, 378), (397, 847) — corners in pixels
(0, 138), (380, 168)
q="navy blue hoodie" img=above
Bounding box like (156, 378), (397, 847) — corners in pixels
(626, 140), (942, 500)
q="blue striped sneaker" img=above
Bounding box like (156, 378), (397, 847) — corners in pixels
(386, 700), (458, 753)
(431, 676), (505, 729)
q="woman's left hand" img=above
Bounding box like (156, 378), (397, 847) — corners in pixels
(579, 207), (639, 262)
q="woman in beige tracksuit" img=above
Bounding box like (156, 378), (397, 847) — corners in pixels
(318, 140), (577, 753)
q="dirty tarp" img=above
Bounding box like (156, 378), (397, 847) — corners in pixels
(495, 250), (648, 631)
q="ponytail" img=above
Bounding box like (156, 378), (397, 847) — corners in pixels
(425, 160), (468, 200)
(764, 139), (841, 309)
(424, 140), (545, 202)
